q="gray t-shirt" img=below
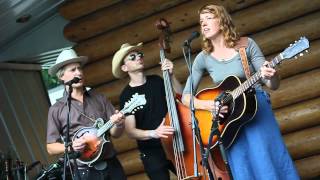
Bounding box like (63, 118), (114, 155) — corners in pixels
(183, 38), (265, 94)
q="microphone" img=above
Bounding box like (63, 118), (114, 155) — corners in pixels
(36, 152), (81, 180)
(64, 77), (81, 86)
(36, 161), (63, 180)
(183, 31), (200, 46)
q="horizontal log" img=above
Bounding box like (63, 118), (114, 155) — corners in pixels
(232, 0), (320, 35)
(252, 13), (320, 55)
(117, 149), (144, 175)
(275, 97), (320, 134)
(64, 0), (189, 42)
(284, 126), (320, 160)
(270, 69), (320, 109)
(84, 7), (320, 87)
(59, 0), (121, 20)
(295, 154), (320, 179)
(111, 132), (137, 153)
(76, 0), (264, 61)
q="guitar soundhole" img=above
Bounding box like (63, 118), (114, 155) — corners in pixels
(76, 130), (89, 139)
(219, 93), (234, 124)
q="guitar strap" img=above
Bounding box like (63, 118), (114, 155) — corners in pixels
(70, 103), (97, 123)
(235, 37), (251, 79)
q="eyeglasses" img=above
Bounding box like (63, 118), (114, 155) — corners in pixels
(127, 52), (144, 61)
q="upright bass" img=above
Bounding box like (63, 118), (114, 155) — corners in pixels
(155, 18), (229, 180)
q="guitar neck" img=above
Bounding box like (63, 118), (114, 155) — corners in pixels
(160, 49), (175, 100)
(231, 54), (283, 99)
(96, 109), (126, 137)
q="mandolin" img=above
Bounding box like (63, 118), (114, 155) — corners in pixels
(72, 93), (146, 166)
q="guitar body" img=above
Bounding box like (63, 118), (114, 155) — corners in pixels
(195, 75), (257, 149)
(72, 126), (109, 166)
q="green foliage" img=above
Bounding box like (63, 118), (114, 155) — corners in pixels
(41, 69), (60, 89)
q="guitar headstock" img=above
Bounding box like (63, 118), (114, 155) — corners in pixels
(122, 93), (146, 115)
(281, 37), (310, 60)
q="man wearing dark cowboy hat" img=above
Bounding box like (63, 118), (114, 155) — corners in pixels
(46, 49), (126, 180)
(112, 42), (182, 180)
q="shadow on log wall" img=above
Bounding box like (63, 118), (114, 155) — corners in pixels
(58, 0), (320, 179)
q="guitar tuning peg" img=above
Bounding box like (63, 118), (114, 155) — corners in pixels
(299, 53), (303, 57)
(294, 56), (298, 59)
(295, 40), (297, 43)
(289, 44), (293, 47)
(305, 50), (309, 53)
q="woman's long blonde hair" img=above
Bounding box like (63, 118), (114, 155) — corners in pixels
(199, 4), (240, 53)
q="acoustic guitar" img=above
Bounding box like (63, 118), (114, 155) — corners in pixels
(195, 37), (309, 149)
(72, 93), (146, 166)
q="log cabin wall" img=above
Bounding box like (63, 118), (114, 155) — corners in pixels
(59, 0), (320, 179)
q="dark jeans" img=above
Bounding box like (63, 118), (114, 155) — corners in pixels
(140, 148), (176, 180)
(74, 157), (126, 180)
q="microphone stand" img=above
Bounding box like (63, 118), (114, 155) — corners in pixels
(63, 85), (81, 180)
(182, 42), (212, 179)
(37, 161), (62, 180)
(205, 95), (234, 180)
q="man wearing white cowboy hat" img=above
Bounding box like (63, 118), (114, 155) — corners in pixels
(112, 42), (182, 179)
(46, 49), (126, 180)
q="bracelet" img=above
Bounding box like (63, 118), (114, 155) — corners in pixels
(148, 130), (158, 139)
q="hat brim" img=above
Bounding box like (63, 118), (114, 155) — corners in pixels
(112, 43), (143, 79)
(48, 56), (88, 76)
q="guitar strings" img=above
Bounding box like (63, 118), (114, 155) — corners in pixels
(160, 50), (187, 179)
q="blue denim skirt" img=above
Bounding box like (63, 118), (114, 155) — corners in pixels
(226, 90), (299, 180)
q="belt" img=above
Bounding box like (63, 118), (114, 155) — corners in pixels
(77, 156), (118, 171)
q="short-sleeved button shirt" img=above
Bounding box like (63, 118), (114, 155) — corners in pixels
(47, 89), (116, 158)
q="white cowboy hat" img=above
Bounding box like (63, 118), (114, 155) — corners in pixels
(112, 42), (143, 78)
(48, 49), (88, 76)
